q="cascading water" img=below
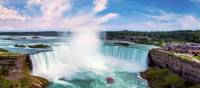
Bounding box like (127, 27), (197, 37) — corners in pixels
(101, 44), (150, 72)
(30, 42), (153, 88)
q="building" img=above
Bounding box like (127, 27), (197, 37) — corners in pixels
(164, 43), (200, 56)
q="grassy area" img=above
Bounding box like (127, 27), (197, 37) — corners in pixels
(142, 67), (200, 88)
(0, 76), (13, 88)
(0, 48), (22, 60)
(193, 56), (200, 60)
(28, 44), (50, 48)
(153, 49), (192, 63)
(135, 40), (165, 47)
(179, 54), (200, 61)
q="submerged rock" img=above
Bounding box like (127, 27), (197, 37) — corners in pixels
(14, 44), (26, 48)
(113, 42), (129, 46)
(28, 44), (50, 49)
(32, 35), (40, 39)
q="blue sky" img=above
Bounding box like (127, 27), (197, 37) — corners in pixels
(0, 0), (200, 31)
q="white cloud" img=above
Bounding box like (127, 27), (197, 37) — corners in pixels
(98, 13), (118, 23)
(150, 12), (178, 21)
(0, 5), (26, 20)
(176, 15), (200, 29)
(0, 0), (118, 31)
(93, 0), (108, 13)
(0, 0), (200, 31)
(106, 12), (200, 31)
(27, 0), (42, 5)
(27, 0), (70, 24)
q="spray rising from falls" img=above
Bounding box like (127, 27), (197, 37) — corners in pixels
(30, 29), (152, 88)
(31, 31), (108, 81)
(30, 35), (151, 82)
(27, 0), (151, 87)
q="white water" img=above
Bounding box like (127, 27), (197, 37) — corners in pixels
(30, 31), (152, 88)
(31, 31), (109, 81)
(31, 45), (148, 78)
(31, 43), (150, 79)
(101, 45), (150, 72)
(30, 40), (152, 88)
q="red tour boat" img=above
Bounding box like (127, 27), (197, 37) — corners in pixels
(106, 77), (115, 84)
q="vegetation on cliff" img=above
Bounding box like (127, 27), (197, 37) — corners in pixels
(0, 74), (48, 88)
(142, 67), (200, 88)
(135, 40), (165, 47)
(142, 67), (185, 88)
(151, 49), (192, 63)
(194, 56), (200, 60)
(0, 48), (22, 60)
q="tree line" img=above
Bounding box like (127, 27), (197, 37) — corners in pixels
(106, 30), (200, 43)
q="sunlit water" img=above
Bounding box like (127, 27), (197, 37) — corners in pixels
(0, 35), (156, 88)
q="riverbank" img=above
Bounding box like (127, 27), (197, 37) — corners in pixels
(143, 48), (200, 88)
(0, 48), (48, 88)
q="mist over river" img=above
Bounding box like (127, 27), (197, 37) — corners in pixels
(0, 35), (156, 88)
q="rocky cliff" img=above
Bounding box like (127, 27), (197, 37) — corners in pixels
(0, 49), (48, 88)
(149, 48), (200, 83)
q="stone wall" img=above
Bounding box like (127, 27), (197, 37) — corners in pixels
(149, 49), (200, 83)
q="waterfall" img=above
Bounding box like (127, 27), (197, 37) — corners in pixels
(30, 45), (74, 80)
(101, 45), (150, 69)
(30, 44), (152, 81)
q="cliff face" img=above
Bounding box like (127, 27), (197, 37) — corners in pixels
(149, 49), (200, 83)
(0, 52), (24, 80)
(0, 50), (48, 88)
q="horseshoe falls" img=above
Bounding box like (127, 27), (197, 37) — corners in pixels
(30, 43), (154, 88)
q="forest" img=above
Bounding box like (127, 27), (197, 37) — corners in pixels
(106, 30), (200, 43)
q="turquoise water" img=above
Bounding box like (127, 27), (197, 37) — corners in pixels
(30, 43), (153, 88)
(48, 72), (147, 88)
(0, 35), (154, 88)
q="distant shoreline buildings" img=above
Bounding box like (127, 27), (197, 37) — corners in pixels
(164, 43), (200, 56)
